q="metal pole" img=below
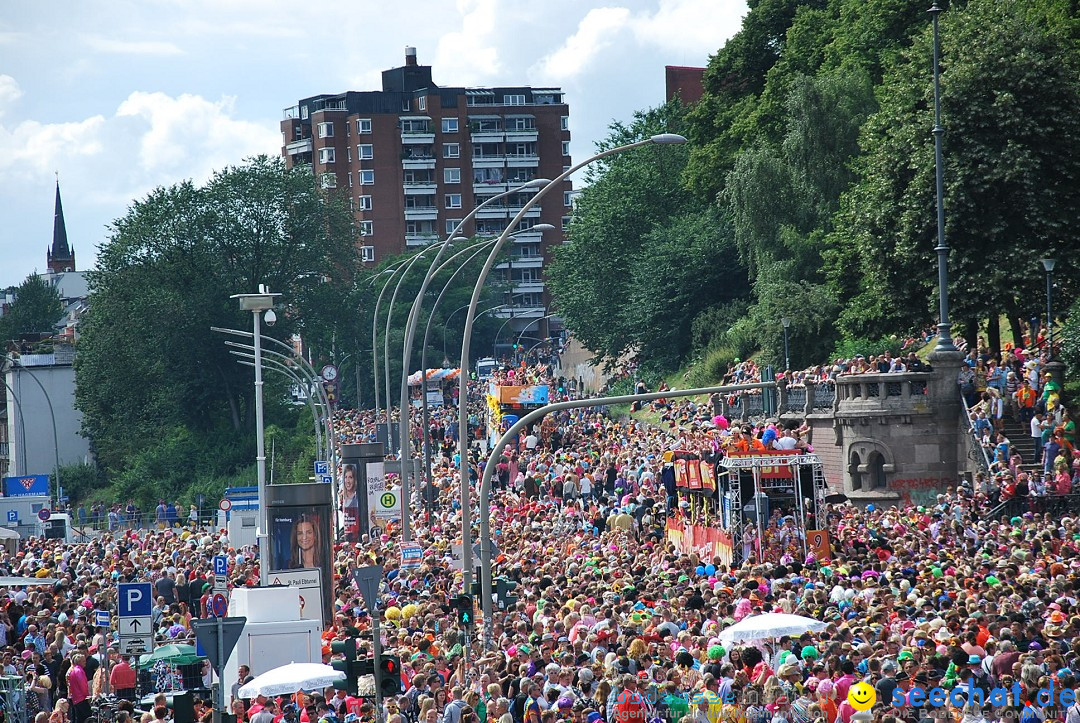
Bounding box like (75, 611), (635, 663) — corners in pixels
(384, 250), (438, 440)
(253, 310), (270, 586)
(216, 615), (225, 723)
(783, 327), (790, 371)
(459, 134), (684, 596)
(1046, 268), (1054, 359)
(929, 1), (956, 354)
(372, 616), (384, 720)
(8, 361), (61, 507)
(2, 381), (28, 477)
(420, 241), (498, 501)
(476, 381), (776, 648)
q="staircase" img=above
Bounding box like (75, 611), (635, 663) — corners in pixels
(1000, 414), (1042, 477)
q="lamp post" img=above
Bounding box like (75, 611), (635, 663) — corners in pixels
(929, 1), (956, 354)
(369, 265), (406, 424)
(229, 286), (281, 586)
(1042, 258), (1056, 358)
(459, 132), (687, 603)
(515, 314), (556, 362)
(5, 356), (61, 506)
(781, 317), (791, 372)
(397, 182), (550, 543)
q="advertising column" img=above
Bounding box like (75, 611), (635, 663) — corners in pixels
(266, 483), (334, 625)
(339, 442), (385, 543)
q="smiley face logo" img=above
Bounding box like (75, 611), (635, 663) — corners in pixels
(847, 682), (877, 711)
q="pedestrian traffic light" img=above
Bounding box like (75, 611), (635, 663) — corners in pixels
(471, 568), (482, 597)
(496, 578), (518, 610)
(453, 594), (474, 628)
(379, 654), (402, 697)
(331, 635), (359, 695)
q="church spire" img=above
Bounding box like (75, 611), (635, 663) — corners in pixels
(47, 180), (75, 273)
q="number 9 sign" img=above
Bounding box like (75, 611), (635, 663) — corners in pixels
(808, 530), (831, 561)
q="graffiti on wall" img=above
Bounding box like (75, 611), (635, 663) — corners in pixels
(891, 477), (955, 506)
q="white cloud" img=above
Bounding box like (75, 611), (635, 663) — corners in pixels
(0, 75), (22, 112)
(434, 0), (502, 84)
(628, 0), (744, 57)
(533, 7), (632, 82)
(0, 115), (107, 178)
(115, 92), (278, 176)
(84, 36), (185, 56)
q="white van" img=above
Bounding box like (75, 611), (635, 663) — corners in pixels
(476, 357), (498, 380)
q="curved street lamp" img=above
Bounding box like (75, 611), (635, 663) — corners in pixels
(459, 132), (687, 605)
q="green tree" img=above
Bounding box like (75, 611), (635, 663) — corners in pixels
(75, 156), (358, 484)
(826, 0), (1080, 340)
(0, 273), (64, 343)
(547, 101), (711, 363)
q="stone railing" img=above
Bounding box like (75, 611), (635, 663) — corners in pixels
(834, 371), (934, 405)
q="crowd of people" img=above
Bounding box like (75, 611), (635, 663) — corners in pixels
(2, 351), (1078, 723)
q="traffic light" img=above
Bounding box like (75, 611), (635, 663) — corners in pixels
(496, 578), (518, 610)
(471, 568), (482, 597)
(379, 654), (402, 697)
(452, 594), (474, 628)
(331, 635), (359, 695)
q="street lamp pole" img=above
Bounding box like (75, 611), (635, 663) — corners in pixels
(929, 1), (956, 354)
(781, 317), (791, 372)
(458, 132), (687, 602)
(230, 286), (281, 586)
(1042, 258), (1056, 358)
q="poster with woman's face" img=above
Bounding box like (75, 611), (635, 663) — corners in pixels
(339, 463), (359, 542)
(270, 505), (331, 573)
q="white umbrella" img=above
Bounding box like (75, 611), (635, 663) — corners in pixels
(718, 613), (827, 643)
(238, 663), (345, 698)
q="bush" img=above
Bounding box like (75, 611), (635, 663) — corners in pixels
(57, 463), (108, 505)
(686, 345), (738, 387)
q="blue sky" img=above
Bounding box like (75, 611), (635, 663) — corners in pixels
(0, 0), (746, 288)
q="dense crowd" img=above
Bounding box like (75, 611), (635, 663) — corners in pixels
(3, 356), (1077, 723)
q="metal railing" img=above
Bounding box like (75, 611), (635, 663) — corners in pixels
(982, 492), (1080, 521)
(961, 395), (993, 474)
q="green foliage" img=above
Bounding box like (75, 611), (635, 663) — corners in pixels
(685, 346), (739, 387)
(0, 273), (64, 343)
(827, 0), (1080, 338)
(56, 463), (108, 504)
(75, 155), (358, 497)
(1060, 298), (1080, 384)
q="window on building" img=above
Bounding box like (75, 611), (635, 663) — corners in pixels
(503, 94), (525, 106)
(418, 96), (427, 111)
(561, 116), (569, 131)
(442, 118), (459, 133)
(445, 194), (462, 209)
(347, 172), (353, 188)
(300, 106), (309, 120)
(320, 173), (337, 189)
(561, 141), (570, 156)
(561, 215), (571, 231)
(443, 143), (460, 158)
(357, 118), (372, 134)
(445, 219), (461, 235)
(402, 98), (411, 111)
(444, 168), (461, 184)
(360, 170), (375, 185)
(563, 191), (573, 207)
(319, 147), (336, 164)
(361, 246), (375, 263)
(358, 144), (373, 160)
(360, 220), (373, 236)
(358, 195), (372, 210)
(317, 122), (334, 138)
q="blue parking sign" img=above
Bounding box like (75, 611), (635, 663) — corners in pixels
(314, 461), (329, 476)
(213, 555), (228, 577)
(5, 511), (15, 523)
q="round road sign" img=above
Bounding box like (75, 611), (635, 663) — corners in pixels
(37, 509), (51, 522)
(218, 499), (233, 512)
(211, 593), (228, 617)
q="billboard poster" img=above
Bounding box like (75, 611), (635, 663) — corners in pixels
(267, 483), (334, 625)
(699, 462), (717, 492)
(4, 475), (49, 498)
(338, 463), (359, 544)
(365, 462), (386, 537)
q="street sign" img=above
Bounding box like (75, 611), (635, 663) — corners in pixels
(118, 581), (154, 656)
(319, 474), (333, 484)
(213, 555), (228, 577)
(118, 582), (152, 617)
(5, 511), (16, 523)
(210, 593), (228, 618)
(95, 610), (110, 628)
(375, 488), (399, 520)
(218, 498), (232, 512)
(314, 461), (329, 476)
(37, 509), (50, 522)
(267, 569), (323, 623)
(192, 617), (247, 674)
(353, 565), (382, 613)
(400, 544), (422, 570)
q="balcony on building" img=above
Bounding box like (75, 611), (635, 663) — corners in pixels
(469, 116), (504, 143)
(512, 281), (545, 294)
(491, 305), (546, 318)
(402, 146), (436, 169)
(401, 116), (435, 144)
(405, 233), (441, 247)
(505, 115), (538, 143)
(495, 256), (543, 270)
(404, 207), (438, 221)
(506, 153), (539, 168)
(286, 137), (313, 156)
(404, 181), (438, 194)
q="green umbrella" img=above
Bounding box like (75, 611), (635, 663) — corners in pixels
(138, 644), (200, 667)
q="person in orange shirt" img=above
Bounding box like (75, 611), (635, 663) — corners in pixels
(1015, 380), (1037, 424)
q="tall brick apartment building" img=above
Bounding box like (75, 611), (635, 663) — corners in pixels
(280, 47), (571, 342)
